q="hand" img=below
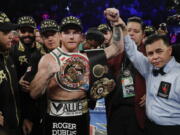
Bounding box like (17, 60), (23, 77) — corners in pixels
(139, 94), (146, 107)
(19, 75), (30, 92)
(0, 111), (4, 126)
(104, 8), (127, 35)
(22, 119), (33, 135)
(104, 8), (120, 23)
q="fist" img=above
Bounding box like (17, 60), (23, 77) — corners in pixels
(104, 8), (120, 22)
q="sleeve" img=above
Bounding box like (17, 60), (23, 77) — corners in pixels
(124, 35), (150, 78)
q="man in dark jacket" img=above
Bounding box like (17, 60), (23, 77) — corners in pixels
(10, 16), (42, 135)
(0, 11), (21, 135)
(19, 19), (60, 135)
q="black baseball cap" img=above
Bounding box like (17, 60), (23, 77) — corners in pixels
(40, 19), (59, 34)
(0, 12), (18, 31)
(17, 16), (37, 29)
(60, 16), (83, 32)
(97, 24), (112, 33)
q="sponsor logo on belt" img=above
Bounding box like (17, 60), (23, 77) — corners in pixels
(48, 99), (88, 117)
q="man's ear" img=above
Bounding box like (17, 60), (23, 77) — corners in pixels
(80, 33), (85, 42)
(168, 46), (172, 55)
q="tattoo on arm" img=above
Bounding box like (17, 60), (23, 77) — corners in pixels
(112, 26), (121, 46)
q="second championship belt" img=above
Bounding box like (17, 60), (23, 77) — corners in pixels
(85, 49), (115, 99)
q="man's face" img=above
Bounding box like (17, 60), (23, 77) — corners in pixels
(127, 22), (144, 46)
(103, 30), (112, 45)
(60, 29), (83, 52)
(86, 40), (99, 49)
(35, 31), (43, 44)
(0, 30), (12, 51)
(19, 27), (35, 45)
(42, 31), (60, 50)
(146, 39), (172, 68)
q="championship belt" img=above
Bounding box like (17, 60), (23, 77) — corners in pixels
(84, 49), (115, 99)
(51, 47), (90, 91)
(47, 98), (88, 117)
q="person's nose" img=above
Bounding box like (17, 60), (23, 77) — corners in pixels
(69, 33), (75, 39)
(152, 53), (159, 60)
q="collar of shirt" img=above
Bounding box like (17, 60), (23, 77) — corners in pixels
(151, 57), (175, 74)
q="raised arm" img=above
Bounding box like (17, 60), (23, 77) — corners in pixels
(30, 54), (56, 99)
(104, 8), (126, 59)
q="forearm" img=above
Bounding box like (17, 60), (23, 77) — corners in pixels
(124, 35), (149, 77)
(30, 74), (49, 99)
(105, 25), (124, 59)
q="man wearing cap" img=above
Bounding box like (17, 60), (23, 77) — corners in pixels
(11, 16), (41, 79)
(19, 19), (60, 135)
(97, 24), (112, 48)
(10, 16), (42, 135)
(30, 10), (123, 135)
(0, 11), (21, 135)
(79, 27), (105, 51)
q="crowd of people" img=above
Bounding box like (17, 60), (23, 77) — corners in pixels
(0, 7), (180, 135)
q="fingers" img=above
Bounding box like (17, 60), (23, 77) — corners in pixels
(0, 111), (4, 126)
(19, 79), (30, 92)
(139, 95), (146, 107)
(19, 78), (30, 85)
(23, 119), (33, 135)
(22, 125), (28, 135)
(104, 8), (120, 23)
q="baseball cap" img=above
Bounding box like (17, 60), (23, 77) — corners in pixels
(17, 16), (36, 29)
(40, 19), (59, 34)
(0, 12), (18, 31)
(97, 24), (112, 33)
(60, 16), (83, 32)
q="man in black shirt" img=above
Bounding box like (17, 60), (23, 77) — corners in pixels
(0, 11), (21, 135)
(10, 16), (42, 135)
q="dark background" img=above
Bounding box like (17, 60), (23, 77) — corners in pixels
(1, 0), (180, 32)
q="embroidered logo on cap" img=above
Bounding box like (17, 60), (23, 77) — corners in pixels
(61, 16), (81, 26)
(40, 19), (59, 30)
(0, 12), (10, 23)
(97, 24), (111, 31)
(17, 16), (36, 28)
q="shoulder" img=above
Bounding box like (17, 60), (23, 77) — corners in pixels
(39, 53), (55, 64)
(175, 62), (180, 70)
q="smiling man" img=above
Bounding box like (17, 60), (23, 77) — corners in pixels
(30, 10), (124, 135)
(10, 16), (43, 135)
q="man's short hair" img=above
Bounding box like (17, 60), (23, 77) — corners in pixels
(127, 16), (145, 31)
(144, 34), (170, 47)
